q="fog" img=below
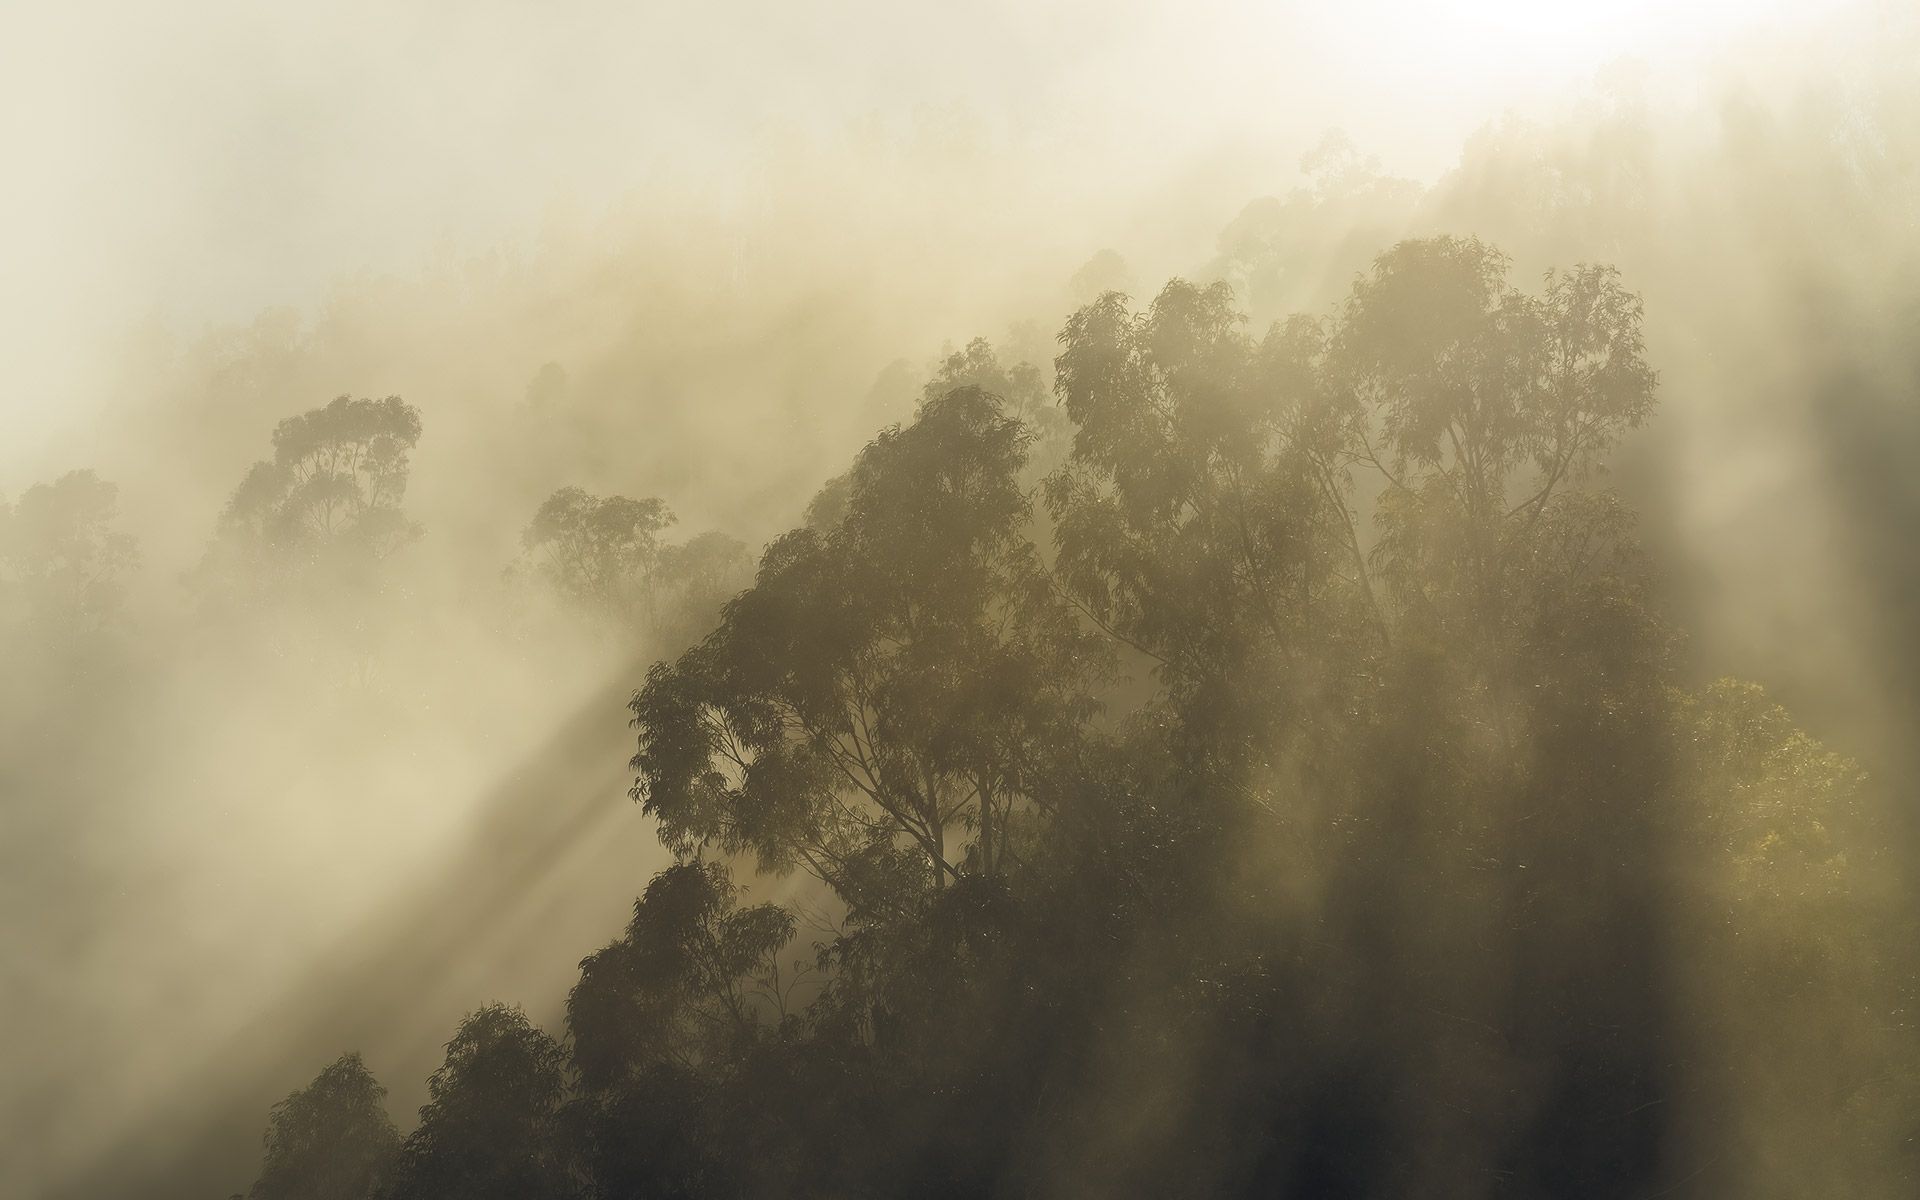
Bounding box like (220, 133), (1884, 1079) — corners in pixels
(3, 1), (1917, 1197)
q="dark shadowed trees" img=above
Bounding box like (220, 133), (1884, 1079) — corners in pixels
(631, 386), (1107, 912)
(1041, 236), (1673, 1193)
(248, 1053), (398, 1200)
(240, 236), (1917, 1200)
(566, 861), (798, 1200)
(383, 1005), (575, 1200)
(569, 861), (796, 1089)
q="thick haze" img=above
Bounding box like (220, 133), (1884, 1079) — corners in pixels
(2, 1), (1915, 1197)
(0, 0), (1843, 466)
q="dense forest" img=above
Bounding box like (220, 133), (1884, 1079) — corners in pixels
(186, 236), (1912, 1198)
(8, 5), (1920, 1198)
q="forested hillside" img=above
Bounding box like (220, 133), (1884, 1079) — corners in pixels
(227, 238), (1917, 1199)
(8, 6), (1920, 1198)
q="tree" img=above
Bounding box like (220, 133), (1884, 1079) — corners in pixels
(630, 387), (1107, 911)
(1043, 239), (1674, 1193)
(570, 861), (795, 1089)
(567, 862), (797, 1200)
(1669, 680), (1918, 1197)
(520, 487), (675, 626)
(1046, 278), (1373, 778)
(383, 1005), (575, 1200)
(214, 394), (423, 577)
(1335, 236), (1657, 658)
(248, 1053), (398, 1200)
(921, 337), (1065, 461)
(0, 469), (137, 634)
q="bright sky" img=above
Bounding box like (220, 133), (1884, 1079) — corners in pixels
(0, 0), (1846, 472)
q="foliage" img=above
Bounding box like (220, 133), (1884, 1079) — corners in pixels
(631, 386), (1108, 908)
(240, 240), (1916, 1200)
(521, 487), (675, 621)
(0, 469), (137, 634)
(569, 861), (796, 1088)
(212, 394), (424, 581)
(249, 1054), (398, 1200)
(382, 1005), (575, 1200)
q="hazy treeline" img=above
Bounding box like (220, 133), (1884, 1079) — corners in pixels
(9, 9), (1920, 1195)
(0, 384), (750, 1198)
(232, 235), (1916, 1199)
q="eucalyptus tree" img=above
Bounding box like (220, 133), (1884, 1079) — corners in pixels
(520, 486), (675, 628)
(1334, 236), (1658, 657)
(922, 337), (1066, 467)
(630, 386), (1108, 911)
(1045, 237), (1659, 751)
(217, 394), (424, 572)
(382, 1005), (575, 1200)
(569, 861), (796, 1090)
(1043, 238), (1673, 1193)
(248, 1054), (398, 1200)
(0, 469), (137, 634)
(1046, 278), (1374, 781)
(565, 862), (798, 1200)
(656, 531), (752, 613)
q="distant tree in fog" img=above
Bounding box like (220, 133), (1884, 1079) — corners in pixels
(524, 361), (569, 411)
(519, 486), (675, 626)
(248, 1053), (397, 1200)
(211, 394), (424, 580)
(653, 529), (752, 640)
(0, 469), (137, 633)
(1067, 247), (1132, 303)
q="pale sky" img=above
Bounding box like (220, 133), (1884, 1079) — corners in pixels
(0, 0), (1844, 470)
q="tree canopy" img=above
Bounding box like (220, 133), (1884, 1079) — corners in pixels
(237, 238), (1917, 1200)
(249, 1054), (398, 1200)
(0, 469), (137, 634)
(213, 394), (424, 580)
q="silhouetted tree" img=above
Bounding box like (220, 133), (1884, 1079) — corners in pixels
(383, 1005), (575, 1200)
(570, 861), (795, 1088)
(631, 386), (1107, 909)
(220, 395), (423, 562)
(249, 1053), (398, 1200)
(520, 487), (675, 627)
(567, 862), (799, 1200)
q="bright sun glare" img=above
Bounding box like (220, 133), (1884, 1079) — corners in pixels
(1353, 0), (1842, 85)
